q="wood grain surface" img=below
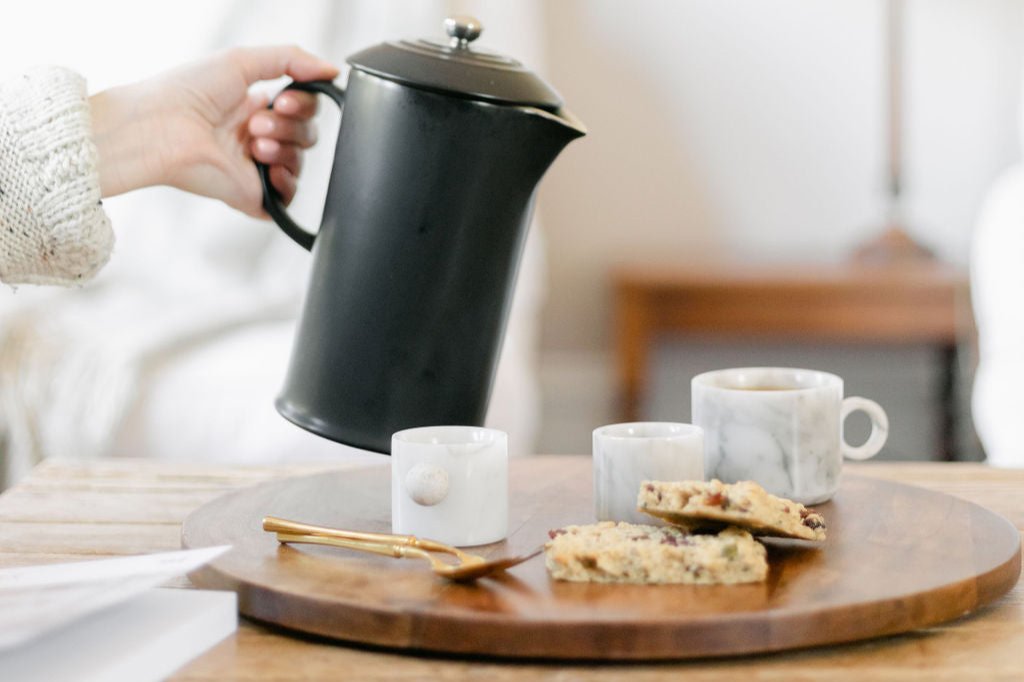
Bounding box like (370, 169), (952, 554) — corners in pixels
(180, 456), (1020, 660)
(3, 458), (1024, 680)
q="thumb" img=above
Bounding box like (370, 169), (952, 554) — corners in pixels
(229, 45), (340, 85)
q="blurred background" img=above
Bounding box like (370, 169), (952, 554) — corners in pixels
(1, 0), (1021, 485)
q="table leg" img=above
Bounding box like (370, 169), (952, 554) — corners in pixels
(938, 343), (958, 462)
(616, 285), (650, 423)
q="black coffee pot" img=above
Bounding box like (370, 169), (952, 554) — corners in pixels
(257, 17), (586, 454)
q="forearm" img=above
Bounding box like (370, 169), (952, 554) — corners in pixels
(89, 82), (169, 198)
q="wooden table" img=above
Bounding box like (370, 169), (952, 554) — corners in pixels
(1, 457), (1022, 680)
(614, 262), (972, 460)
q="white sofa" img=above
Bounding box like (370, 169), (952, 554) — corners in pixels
(971, 166), (1024, 466)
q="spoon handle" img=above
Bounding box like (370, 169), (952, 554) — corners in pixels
(262, 516), (475, 560)
(272, 532), (436, 565)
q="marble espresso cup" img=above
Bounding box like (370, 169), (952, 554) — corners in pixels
(692, 368), (888, 504)
(391, 426), (508, 547)
(593, 422), (705, 524)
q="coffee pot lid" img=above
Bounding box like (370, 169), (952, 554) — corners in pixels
(347, 16), (564, 111)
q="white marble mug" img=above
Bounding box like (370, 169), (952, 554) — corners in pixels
(593, 422), (705, 524)
(391, 426), (508, 547)
(692, 367), (888, 504)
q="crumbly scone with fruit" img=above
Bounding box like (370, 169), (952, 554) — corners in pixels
(544, 521), (768, 584)
(637, 479), (827, 541)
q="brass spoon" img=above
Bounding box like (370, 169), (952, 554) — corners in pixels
(262, 516), (543, 582)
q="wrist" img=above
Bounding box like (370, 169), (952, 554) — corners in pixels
(89, 83), (171, 197)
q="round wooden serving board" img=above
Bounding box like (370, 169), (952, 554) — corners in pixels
(182, 456), (1021, 660)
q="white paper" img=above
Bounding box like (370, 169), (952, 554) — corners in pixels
(0, 546), (231, 650)
(0, 588), (237, 682)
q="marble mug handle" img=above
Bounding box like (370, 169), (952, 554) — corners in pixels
(840, 397), (889, 460)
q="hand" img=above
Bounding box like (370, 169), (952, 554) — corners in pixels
(90, 45), (339, 217)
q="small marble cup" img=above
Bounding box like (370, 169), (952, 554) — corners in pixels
(593, 422), (705, 524)
(692, 367), (889, 504)
(391, 426), (508, 547)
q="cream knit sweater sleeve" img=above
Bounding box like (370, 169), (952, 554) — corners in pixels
(0, 66), (113, 286)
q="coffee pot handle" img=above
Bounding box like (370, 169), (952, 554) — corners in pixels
(256, 80), (346, 251)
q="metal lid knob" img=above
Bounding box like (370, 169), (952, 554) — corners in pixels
(346, 15), (566, 111)
(445, 16), (483, 49)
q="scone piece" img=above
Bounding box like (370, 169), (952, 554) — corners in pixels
(544, 521), (767, 584)
(637, 479), (826, 541)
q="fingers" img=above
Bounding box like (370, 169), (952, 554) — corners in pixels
(269, 165), (297, 205)
(228, 45), (333, 212)
(229, 45), (339, 86)
(273, 91), (318, 119)
(248, 111), (317, 148)
(252, 138), (303, 176)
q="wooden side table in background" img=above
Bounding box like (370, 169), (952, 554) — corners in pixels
(613, 262), (973, 461)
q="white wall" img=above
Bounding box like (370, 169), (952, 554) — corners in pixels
(537, 0), (1023, 353)
(533, 0), (1022, 455)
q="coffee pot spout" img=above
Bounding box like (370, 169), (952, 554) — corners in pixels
(541, 107), (588, 143)
(504, 106), (586, 192)
(524, 106), (587, 165)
